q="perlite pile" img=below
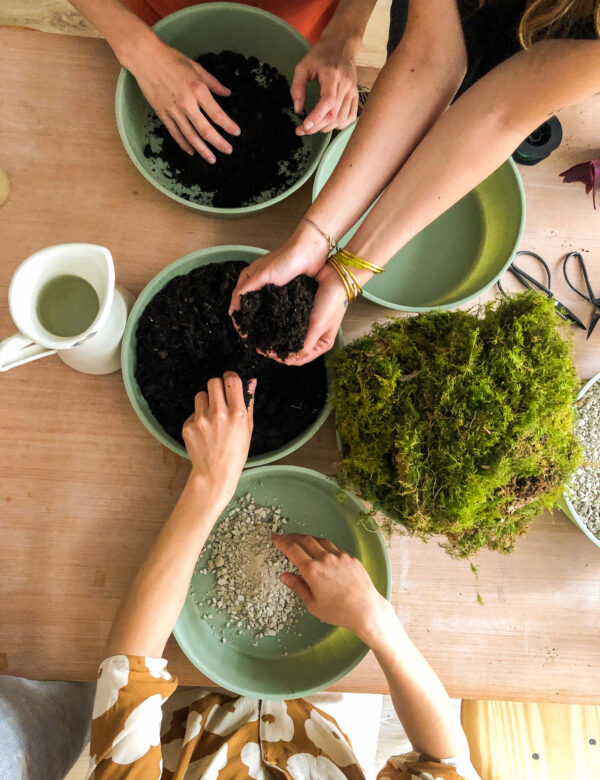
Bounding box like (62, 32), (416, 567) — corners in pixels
(569, 380), (600, 540)
(193, 495), (306, 646)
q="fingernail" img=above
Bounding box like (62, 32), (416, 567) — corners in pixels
(294, 101), (299, 112)
(208, 156), (216, 164)
(233, 128), (241, 136)
(296, 128), (305, 136)
(225, 146), (232, 155)
(304, 120), (314, 130)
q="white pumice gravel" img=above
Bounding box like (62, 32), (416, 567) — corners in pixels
(194, 495), (306, 643)
(570, 380), (600, 540)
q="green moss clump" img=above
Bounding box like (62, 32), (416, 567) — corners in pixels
(329, 293), (582, 558)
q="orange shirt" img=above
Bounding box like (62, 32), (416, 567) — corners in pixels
(125, 0), (340, 44)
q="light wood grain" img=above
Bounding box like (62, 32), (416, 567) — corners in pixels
(462, 700), (600, 780)
(1, 30), (600, 702)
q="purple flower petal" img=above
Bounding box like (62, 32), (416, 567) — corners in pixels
(559, 158), (600, 210)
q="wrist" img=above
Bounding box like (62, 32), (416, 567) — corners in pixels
(287, 221), (331, 273)
(115, 24), (163, 72)
(354, 597), (399, 648)
(320, 20), (363, 59)
(180, 471), (228, 517)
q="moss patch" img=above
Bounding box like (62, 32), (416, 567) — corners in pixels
(329, 293), (582, 558)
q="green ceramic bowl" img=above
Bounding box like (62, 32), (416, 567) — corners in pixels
(313, 124), (525, 310)
(561, 371), (600, 549)
(115, 3), (331, 217)
(174, 465), (391, 698)
(121, 245), (343, 467)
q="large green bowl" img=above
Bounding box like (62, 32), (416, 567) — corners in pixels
(121, 245), (343, 467)
(174, 466), (391, 698)
(115, 3), (331, 217)
(313, 124), (525, 310)
(561, 371), (600, 550)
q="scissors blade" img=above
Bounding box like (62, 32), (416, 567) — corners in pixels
(587, 306), (600, 339)
(554, 298), (586, 330)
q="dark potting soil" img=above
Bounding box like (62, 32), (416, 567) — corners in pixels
(233, 275), (317, 360)
(143, 50), (309, 208)
(135, 262), (328, 457)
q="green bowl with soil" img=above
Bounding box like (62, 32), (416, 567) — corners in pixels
(313, 124), (525, 310)
(174, 465), (391, 699)
(561, 371), (600, 549)
(121, 245), (343, 467)
(115, 3), (331, 216)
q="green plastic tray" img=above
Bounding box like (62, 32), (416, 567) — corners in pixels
(313, 124), (525, 311)
(121, 245), (343, 467)
(174, 466), (391, 698)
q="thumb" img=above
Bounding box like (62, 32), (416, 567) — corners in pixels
(280, 572), (313, 605)
(290, 63), (309, 114)
(194, 62), (231, 96)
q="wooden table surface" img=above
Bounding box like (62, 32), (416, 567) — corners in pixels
(1, 29), (600, 703)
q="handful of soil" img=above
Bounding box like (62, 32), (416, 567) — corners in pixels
(135, 261), (327, 457)
(143, 50), (309, 208)
(233, 275), (318, 360)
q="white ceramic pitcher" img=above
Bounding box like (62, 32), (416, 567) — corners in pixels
(0, 244), (134, 374)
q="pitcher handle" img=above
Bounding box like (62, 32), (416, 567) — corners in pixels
(0, 334), (56, 372)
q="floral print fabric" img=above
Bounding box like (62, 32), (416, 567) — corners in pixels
(88, 655), (477, 780)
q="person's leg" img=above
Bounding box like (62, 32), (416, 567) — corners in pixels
(387, 0), (409, 58)
(0, 677), (95, 780)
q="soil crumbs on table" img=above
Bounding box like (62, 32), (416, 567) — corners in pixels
(233, 275), (317, 360)
(135, 261), (328, 457)
(143, 50), (310, 208)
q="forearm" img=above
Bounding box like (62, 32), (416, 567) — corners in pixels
(319, 0), (377, 55)
(69, 0), (159, 69)
(105, 475), (219, 658)
(360, 602), (467, 759)
(348, 39), (600, 269)
(304, 0), (466, 242)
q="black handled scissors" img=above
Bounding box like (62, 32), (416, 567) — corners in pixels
(497, 251), (586, 330)
(562, 251), (600, 339)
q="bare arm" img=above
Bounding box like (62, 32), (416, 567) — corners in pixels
(104, 373), (253, 658)
(69, 0), (239, 161)
(274, 534), (467, 759)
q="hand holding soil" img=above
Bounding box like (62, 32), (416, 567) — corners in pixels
(273, 533), (389, 640)
(232, 275), (318, 361)
(292, 37), (359, 135)
(182, 372), (255, 513)
(128, 36), (240, 162)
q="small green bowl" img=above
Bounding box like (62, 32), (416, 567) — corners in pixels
(174, 465), (391, 698)
(561, 371), (600, 549)
(121, 245), (343, 467)
(115, 2), (331, 217)
(313, 124), (525, 310)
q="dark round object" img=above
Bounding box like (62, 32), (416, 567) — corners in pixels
(512, 116), (562, 166)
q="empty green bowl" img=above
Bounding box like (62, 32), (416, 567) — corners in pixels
(561, 371), (600, 549)
(115, 2), (331, 217)
(313, 124), (525, 310)
(174, 465), (391, 698)
(121, 245), (343, 467)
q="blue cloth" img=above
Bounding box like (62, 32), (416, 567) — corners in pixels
(0, 676), (95, 780)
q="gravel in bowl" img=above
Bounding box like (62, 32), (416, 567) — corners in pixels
(569, 378), (600, 541)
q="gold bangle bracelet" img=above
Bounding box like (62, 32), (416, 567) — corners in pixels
(328, 255), (362, 301)
(335, 248), (385, 275)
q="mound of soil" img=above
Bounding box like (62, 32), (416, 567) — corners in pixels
(135, 262), (328, 457)
(233, 275), (317, 360)
(143, 50), (309, 208)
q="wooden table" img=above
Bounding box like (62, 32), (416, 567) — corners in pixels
(1, 29), (600, 703)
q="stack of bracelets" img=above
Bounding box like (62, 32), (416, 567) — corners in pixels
(300, 217), (385, 301)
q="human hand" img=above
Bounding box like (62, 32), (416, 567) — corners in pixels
(228, 223), (331, 318)
(291, 36), (359, 136)
(273, 533), (390, 641)
(282, 262), (348, 366)
(182, 372), (255, 511)
(128, 36), (240, 162)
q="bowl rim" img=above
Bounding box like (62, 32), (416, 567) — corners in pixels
(173, 464), (392, 698)
(121, 245), (342, 468)
(562, 370), (600, 549)
(114, 2), (332, 216)
(312, 123), (526, 311)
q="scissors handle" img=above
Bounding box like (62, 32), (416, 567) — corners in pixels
(563, 251), (598, 303)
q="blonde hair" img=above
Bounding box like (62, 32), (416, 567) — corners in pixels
(518, 0), (600, 47)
